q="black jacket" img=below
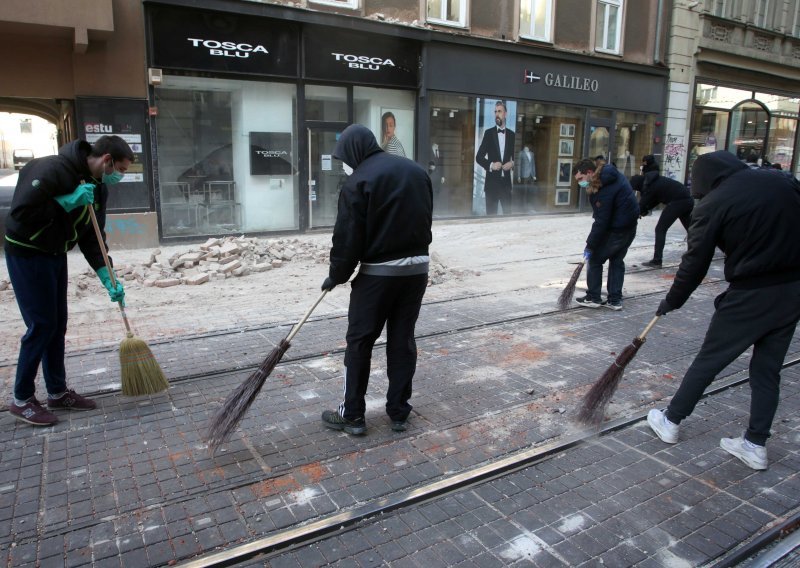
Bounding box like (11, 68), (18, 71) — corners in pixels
(666, 150), (800, 309)
(4, 140), (111, 270)
(329, 125), (433, 284)
(586, 164), (639, 250)
(637, 172), (693, 216)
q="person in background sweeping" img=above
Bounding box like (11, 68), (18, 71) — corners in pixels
(647, 150), (800, 470)
(572, 158), (639, 310)
(630, 161), (694, 268)
(320, 124), (433, 435)
(4, 135), (134, 426)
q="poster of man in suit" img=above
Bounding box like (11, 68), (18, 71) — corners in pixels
(474, 99), (516, 215)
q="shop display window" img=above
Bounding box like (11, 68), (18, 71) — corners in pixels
(766, 117), (797, 171)
(354, 87), (416, 159)
(155, 75), (298, 237)
(687, 109), (729, 187)
(614, 112), (656, 177)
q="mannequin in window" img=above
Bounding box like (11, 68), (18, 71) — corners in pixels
(622, 149), (637, 178)
(429, 142), (446, 210)
(517, 144), (537, 212)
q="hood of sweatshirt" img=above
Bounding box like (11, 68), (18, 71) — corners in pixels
(690, 150), (747, 199)
(332, 124), (383, 169)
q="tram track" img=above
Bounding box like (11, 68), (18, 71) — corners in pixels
(177, 356), (800, 568)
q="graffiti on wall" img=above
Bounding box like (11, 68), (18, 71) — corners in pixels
(663, 134), (685, 180)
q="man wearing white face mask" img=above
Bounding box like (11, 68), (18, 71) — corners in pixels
(320, 124), (433, 436)
(4, 135), (134, 426)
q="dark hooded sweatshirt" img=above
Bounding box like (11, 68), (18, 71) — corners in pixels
(585, 164), (639, 251)
(329, 124), (433, 284)
(665, 150), (800, 309)
(4, 140), (111, 270)
(634, 171), (693, 216)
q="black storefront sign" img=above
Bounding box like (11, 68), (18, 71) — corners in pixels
(303, 26), (418, 88)
(148, 4), (298, 77)
(75, 97), (152, 211)
(250, 132), (292, 175)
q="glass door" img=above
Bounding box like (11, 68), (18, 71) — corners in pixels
(307, 127), (345, 228)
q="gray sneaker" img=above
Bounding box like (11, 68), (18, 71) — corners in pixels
(720, 437), (768, 470)
(321, 410), (366, 435)
(575, 296), (603, 309)
(647, 409), (679, 443)
(603, 301), (623, 311)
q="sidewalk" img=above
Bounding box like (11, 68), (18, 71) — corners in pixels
(0, 214), (798, 567)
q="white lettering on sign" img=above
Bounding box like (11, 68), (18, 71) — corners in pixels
(85, 123), (114, 134)
(544, 72), (599, 92)
(188, 38), (269, 59)
(255, 150), (288, 158)
(332, 53), (395, 71)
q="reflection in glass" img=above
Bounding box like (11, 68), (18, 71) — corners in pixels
(695, 83), (752, 109)
(766, 117), (796, 171)
(727, 102), (768, 161)
(687, 109), (728, 187)
(755, 93), (800, 118)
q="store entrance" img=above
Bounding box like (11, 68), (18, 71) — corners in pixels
(307, 127), (345, 228)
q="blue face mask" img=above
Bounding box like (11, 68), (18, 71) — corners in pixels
(578, 180), (591, 188)
(102, 161), (124, 185)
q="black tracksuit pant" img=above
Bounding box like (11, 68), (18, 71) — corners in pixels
(665, 280), (800, 445)
(340, 272), (428, 422)
(652, 198), (693, 263)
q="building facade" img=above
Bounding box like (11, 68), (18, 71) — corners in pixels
(0, 0), (672, 245)
(664, 0), (800, 185)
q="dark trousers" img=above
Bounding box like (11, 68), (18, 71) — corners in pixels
(6, 253), (69, 401)
(652, 198), (693, 263)
(341, 272), (428, 422)
(485, 186), (512, 215)
(666, 281), (800, 445)
(586, 226), (637, 303)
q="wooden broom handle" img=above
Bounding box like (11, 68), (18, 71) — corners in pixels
(638, 315), (660, 341)
(286, 290), (328, 343)
(87, 204), (133, 335)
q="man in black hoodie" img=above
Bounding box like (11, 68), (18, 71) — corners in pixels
(647, 150), (800, 470)
(5, 135), (133, 426)
(320, 124), (433, 435)
(630, 163), (694, 267)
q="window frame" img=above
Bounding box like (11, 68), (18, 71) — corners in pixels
(711, 0), (728, 18)
(426, 0), (468, 28)
(309, 0), (359, 8)
(753, 0), (769, 28)
(794, 3), (800, 37)
(594, 0), (623, 55)
(519, 0), (554, 43)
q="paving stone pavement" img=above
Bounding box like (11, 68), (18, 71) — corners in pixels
(0, 253), (798, 567)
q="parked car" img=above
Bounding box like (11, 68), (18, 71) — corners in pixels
(13, 149), (34, 170)
(0, 172), (16, 238)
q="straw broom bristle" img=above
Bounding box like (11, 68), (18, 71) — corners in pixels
(557, 263), (585, 310)
(119, 334), (169, 396)
(206, 339), (291, 453)
(577, 337), (645, 425)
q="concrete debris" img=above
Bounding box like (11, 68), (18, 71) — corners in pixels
(0, 236), (470, 298)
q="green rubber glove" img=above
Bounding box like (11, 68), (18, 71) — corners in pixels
(54, 183), (95, 212)
(96, 266), (125, 305)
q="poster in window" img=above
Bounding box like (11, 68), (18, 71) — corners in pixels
(556, 158), (573, 186)
(250, 132), (292, 175)
(560, 123), (576, 137)
(559, 139), (574, 156)
(473, 98), (517, 215)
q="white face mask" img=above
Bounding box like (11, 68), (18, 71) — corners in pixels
(343, 163), (354, 176)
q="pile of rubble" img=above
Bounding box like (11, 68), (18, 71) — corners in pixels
(0, 237), (471, 296)
(118, 236), (329, 288)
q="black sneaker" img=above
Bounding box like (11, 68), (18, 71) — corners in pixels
(321, 410), (366, 435)
(603, 301), (623, 311)
(575, 296), (603, 308)
(9, 398), (58, 426)
(47, 389), (97, 411)
(642, 260), (662, 268)
(391, 420), (408, 432)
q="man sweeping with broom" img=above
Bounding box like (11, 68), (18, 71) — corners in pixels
(320, 124), (433, 435)
(647, 150), (800, 470)
(5, 135), (133, 426)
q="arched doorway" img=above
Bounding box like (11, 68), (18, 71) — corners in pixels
(727, 99), (769, 162)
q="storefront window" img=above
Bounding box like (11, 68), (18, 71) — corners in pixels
(727, 101), (768, 160)
(614, 112), (656, 177)
(766, 117), (797, 171)
(755, 92), (800, 118)
(354, 87), (416, 159)
(155, 75), (298, 237)
(687, 109), (728, 187)
(305, 85), (347, 122)
(695, 83), (751, 109)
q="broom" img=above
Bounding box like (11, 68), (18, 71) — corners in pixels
(577, 315), (660, 425)
(88, 206), (169, 396)
(206, 290), (328, 453)
(557, 252), (589, 310)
